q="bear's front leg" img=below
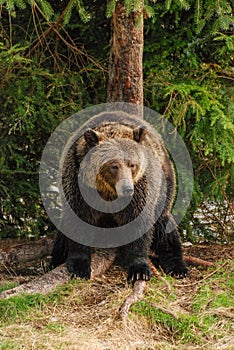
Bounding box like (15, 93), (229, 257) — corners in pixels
(118, 234), (152, 283)
(152, 215), (189, 278)
(66, 239), (91, 279)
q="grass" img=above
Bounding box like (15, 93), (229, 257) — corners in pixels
(132, 302), (202, 344)
(0, 279), (84, 326)
(0, 261), (233, 349)
(131, 261), (234, 347)
(0, 293), (56, 325)
(0, 341), (17, 350)
(0, 282), (18, 294)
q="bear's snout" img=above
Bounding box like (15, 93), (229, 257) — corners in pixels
(122, 184), (134, 196)
(116, 179), (134, 197)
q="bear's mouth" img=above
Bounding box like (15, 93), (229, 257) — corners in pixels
(115, 179), (134, 198)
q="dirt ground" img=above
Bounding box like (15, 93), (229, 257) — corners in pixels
(183, 243), (234, 262)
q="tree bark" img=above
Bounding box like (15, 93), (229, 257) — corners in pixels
(0, 249), (116, 299)
(0, 237), (53, 271)
(107, 0), (144, 117)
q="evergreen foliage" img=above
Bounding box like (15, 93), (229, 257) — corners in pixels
(0, 0), (233, 241)
(0, 1), (107, 238)
(143, 0), (234, 241)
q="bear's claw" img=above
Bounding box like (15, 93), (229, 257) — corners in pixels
(66, 256), (91, 280)
(127, 262), (152, 283)
(161, 260), (189, 279)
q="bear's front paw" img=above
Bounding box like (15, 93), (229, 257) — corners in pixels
(162, 259), (189, 279)
(66, 255), (91, 280)
(127, 262), (152, 283)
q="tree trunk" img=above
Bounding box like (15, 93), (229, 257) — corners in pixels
(107, 0), (144, 117)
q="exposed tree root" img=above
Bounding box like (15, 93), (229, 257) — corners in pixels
(0, 249), (116, 299)
(120, 280), (146, 321)
(184, 255), (215, 268)
(0, 264), (69, 299)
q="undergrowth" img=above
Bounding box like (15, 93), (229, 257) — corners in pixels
(0, 261), (233, 349)
(132, 261), (234, 345)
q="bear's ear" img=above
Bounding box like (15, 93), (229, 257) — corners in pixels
(133, 126), (147, 143)
(84, 129), (101, 147)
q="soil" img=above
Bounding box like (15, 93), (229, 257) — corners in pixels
(183, 243), (234, 262)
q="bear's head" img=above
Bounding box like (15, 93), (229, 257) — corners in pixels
(78, 126), (148, 201)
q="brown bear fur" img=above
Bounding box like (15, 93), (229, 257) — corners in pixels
(51, 111), (189, 282)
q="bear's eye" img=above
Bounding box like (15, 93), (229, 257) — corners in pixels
(110, 164), (119, 171)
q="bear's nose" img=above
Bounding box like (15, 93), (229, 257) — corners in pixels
(122, 185), (134, 197)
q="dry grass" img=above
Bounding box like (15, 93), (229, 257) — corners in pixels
(0, 258), (234, 350)
(0, 269), (173, 349)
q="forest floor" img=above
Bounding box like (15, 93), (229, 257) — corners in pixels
(0, 242), (233, 350)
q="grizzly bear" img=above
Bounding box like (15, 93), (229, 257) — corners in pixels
(51, 111), (189, 282)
